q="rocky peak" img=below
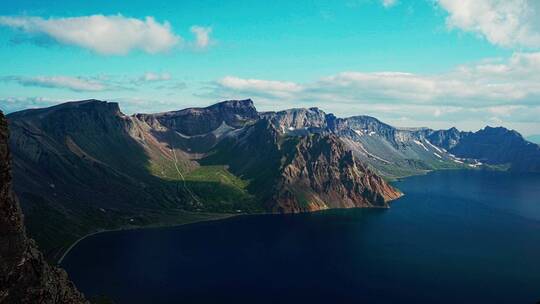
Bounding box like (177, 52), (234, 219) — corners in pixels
(8, 99), (122, 121)
(0, 111), (88, 303)
(426, 127), (466, 150)
(480, 126), (521, 138)
(136, 99), (259, 136)
(261, 107), (328, 133)
(269, 133), (402, 213)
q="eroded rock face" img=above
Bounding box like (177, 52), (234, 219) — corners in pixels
(137, 99), (259, 136)
(0, 111), (87, 304)
(269, 134), (402, 213)
(260, 107), (328, 133)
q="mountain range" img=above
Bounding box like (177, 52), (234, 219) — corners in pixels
(5, 99), (540, 260)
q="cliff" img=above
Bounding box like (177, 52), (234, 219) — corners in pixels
(0, 111), (88, 303)
(270, 134), (402, 213)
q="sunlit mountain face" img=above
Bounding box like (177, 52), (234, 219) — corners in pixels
(1, 1), (540, 304)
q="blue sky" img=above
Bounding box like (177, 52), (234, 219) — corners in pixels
(0, 0), (539, 135)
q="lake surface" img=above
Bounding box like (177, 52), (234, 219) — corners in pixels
(62, 170), (540, 304)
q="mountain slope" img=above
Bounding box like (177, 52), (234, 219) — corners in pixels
(262, 108), (467, 178)
(202, 119), (401, 213)
(0, 111), (88, 304)
(270, 134), (401, 212)
(7, 99), (259, 260)
(262, 108), (540, 176)
(427, 126), (540, 172)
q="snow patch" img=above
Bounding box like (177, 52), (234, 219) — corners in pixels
(413, 140), (429, 151)
(353, 129), (364, 136)
(433, 152), (442, 159)
(357, 143), (391, 164)
(425, 140), (444, 153)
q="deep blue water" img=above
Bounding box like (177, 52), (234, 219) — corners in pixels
(62, 170), (540, 304)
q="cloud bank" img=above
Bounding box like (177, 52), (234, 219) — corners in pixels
(208, 52), (540, 133)
(437, 0), (540, 48)
(2, 76), (108, 92)
(214, 52), (540, 107)
(0, 15), (181, 55)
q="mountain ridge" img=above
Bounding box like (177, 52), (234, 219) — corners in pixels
(5, 99), (539, 262)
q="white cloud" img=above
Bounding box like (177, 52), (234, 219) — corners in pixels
(139, 72), (171, 82)
(437, 0), (540, 48)
(0, 15), (181, 55)
(0, 96), (65, 113)
(190, 26), (213, 49)
(209, 52), (540, 134)
(218, 76), (302, 98)
(1, 72), (182, 92)
(382, 0), (397, 8)
(215, 52), (540, 107)
(2, 76), (108, 91)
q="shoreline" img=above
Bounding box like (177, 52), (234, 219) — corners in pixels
(56, 199), (411, 265)
(56, 213), (240, 265)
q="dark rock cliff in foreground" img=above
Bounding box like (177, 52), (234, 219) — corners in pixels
(0, 111), (88, 303)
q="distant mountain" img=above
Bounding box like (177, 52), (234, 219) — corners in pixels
(262, 108), (468, 178)
(527, 135), (540, 145)
(262, 107), (540, 176)
(0, 112), (87, 303)
(427, 126), (540, 172)
(6, 99), (540, 260)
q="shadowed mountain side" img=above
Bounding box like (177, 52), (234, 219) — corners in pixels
(433, 126), (540, 172)
(7, 100), (257, 261)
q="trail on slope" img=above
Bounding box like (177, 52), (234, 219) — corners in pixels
(170, 144), (201, 205)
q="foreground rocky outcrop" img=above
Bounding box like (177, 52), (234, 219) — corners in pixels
(0, 111), (88, 303)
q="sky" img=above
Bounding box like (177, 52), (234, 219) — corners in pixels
(0, 0), (539, 135)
